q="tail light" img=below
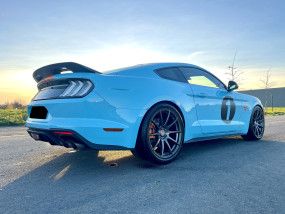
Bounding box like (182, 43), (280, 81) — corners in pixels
(33, 79), (94, 101)
(59, 80), (93, 98)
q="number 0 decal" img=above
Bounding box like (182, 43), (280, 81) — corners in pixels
(221, 96), (236, 124)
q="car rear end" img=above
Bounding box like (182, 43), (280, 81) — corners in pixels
(26, 62), (143, 150)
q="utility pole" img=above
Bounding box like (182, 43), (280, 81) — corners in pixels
(271, 93), (273, 112)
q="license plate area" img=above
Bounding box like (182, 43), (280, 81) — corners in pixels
(30, 106), (48, 119)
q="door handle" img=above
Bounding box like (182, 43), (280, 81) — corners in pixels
(197, 93), (207, 98)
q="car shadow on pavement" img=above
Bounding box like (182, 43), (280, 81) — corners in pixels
(1, 137), (285, 213)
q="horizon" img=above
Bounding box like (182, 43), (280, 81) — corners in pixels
(1, 0), (285, 104)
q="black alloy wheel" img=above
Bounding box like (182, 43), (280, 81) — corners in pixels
(134, 103), (184, 164)
(242, 106), (265, 140)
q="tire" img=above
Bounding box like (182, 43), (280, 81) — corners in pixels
(134, 103), (185, 164)
(242, 106), (265, 140)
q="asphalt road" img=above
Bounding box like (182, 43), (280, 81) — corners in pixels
(0, 116), (285, 214)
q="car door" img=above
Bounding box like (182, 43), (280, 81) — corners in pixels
(179, 67), (242, 135)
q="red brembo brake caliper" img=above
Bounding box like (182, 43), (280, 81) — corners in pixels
(149, 123), (156, 139)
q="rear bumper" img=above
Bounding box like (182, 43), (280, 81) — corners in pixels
(26, 92), (147, 149)
(27, 128), (128, 150)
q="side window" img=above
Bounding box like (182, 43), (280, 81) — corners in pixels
(155, 67), (186, 83)
(179, 67), (225, 89)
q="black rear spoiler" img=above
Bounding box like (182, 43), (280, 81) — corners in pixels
(33, 62), (101, 82)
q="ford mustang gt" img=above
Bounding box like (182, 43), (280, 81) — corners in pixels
(26, 62), (265, 164)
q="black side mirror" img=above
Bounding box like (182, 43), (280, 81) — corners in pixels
(228, 81), (238, 91)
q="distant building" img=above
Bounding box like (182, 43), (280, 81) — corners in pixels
(240, 87), (285, 107)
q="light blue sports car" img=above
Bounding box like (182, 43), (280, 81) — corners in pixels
(26, 62), (265, 164)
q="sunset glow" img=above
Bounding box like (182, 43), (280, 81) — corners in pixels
(1, 0), (284, 104)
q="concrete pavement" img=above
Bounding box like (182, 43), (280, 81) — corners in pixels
(0, 116), (285, 213)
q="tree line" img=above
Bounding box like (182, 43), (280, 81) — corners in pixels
(0, 100), (27, 110)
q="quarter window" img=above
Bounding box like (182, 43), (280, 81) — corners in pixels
(155, 67), (186, 83)
(179, 67), (225, 89)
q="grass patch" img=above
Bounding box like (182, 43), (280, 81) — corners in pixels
(0, 109), (28, 126)
(0, 106), (284, 127)
(265, 107), (285, 116)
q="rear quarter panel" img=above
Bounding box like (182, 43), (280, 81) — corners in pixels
(91, 74), (200, 141)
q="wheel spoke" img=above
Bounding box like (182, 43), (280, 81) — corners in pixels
(168, 118), (178, 129)
(153, 138), (161, 149)
(259, 110), (263, 119)
(257, 111), (262, 120)
(165, 139), (173, 154)
(168, 130), (181, 134)
(149, 133), (159, 136)
(253, 125), (257, 136)
(253, 111), (257, 120)
(161, 140), (164, 156)
(256, 126), (260, 136)
(255, 110), (259, 119)
(164, 110), (171, 126)
(168, 136), (179, 145)
(151, 120), (160, 129)
(159, 111), (163, 126)
(254, 128), (258, 137)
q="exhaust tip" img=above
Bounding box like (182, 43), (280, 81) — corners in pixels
(74, 142), (86, 150)
(65, 141), (77, 149)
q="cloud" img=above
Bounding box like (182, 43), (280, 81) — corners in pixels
(72, 45), (183, 71)
(187, 51), (206, 59)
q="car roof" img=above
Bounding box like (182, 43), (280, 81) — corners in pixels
(102, 62), (206, 78)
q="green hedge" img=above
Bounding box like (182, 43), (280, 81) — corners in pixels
(0, 107), (284, 127)
(264, 107), (285, 116)
(0, 109), (28, 126)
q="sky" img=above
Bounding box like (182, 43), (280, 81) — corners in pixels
(0, 0), (284, 104)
